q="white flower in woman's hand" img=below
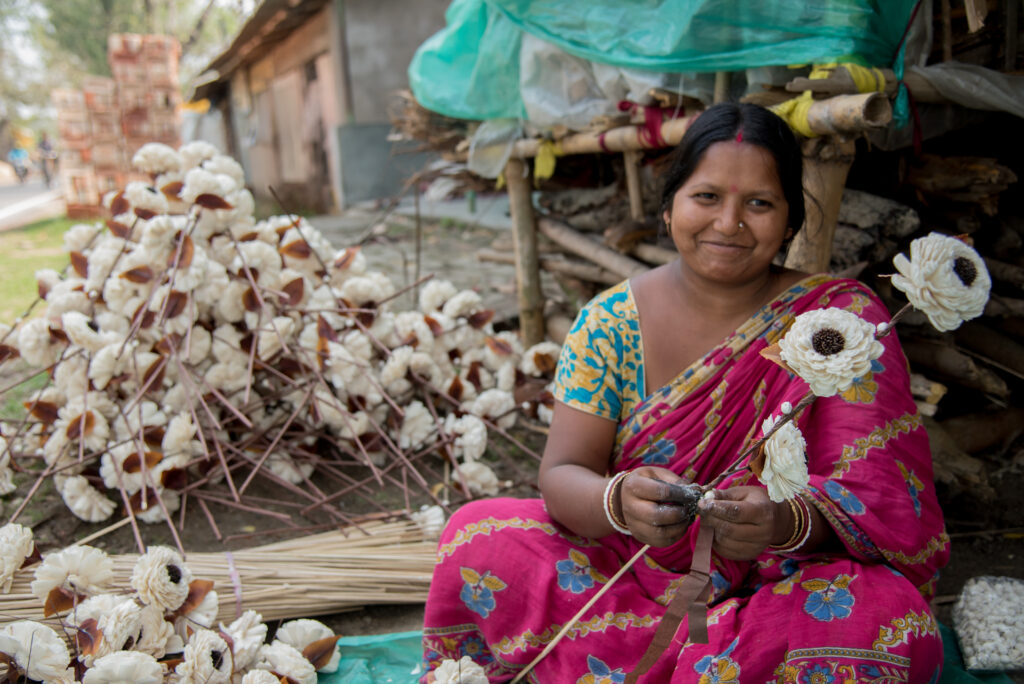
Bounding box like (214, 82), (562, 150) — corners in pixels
(778, 308), (882, 397)
(758, 415), (809, 503)
(891, 232), (991, 332)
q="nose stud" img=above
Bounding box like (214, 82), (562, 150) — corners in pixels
(738, 221), (747, 229)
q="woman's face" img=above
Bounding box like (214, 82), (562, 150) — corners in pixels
(663, 141), (791, 287)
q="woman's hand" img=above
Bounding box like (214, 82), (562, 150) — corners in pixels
(697, 486), (791, 560)
(619, 467), (697, 548)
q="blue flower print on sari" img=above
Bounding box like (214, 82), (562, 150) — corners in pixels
(823, 480), (865, 515)
(576, 654), (625, 684)
(801, 574), (856, 622)
(780, 557), (799, 577)
(556, 549), (609, 594)
(802, 664), (835, 683)
(896, 460), (924, 517)
(693, 637), (740, 684)
(641, 436), (676, 465)
(459, 635), (493, 664)
(459, 567), (507, 619)
(710, 569), (731, 598)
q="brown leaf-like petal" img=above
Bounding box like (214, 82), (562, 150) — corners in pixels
(302, 635), (343, 670)
(161, 180), (184, 199)
(161, 467), (188, 490)
(748, 442), (767, 479)
(27, 400), (59, 424)
(106, 219), (132, 239)
(282, 277), (304, 307)
(423, 315), (443, 337)
(317, 315), (338, 344)
(333, 246), (360, 270)
(466, 361), (483, 392)
(468, 309), (495, 329)
(142, 358), (166, 393)
(238, 231), (259, 242)
(155, 333), (182, 355)
(44, 586), (77, 616)
(109, 191), (129, 216)
(123, 450), (163, 474)
(759, 343), (792, 373)
(70, 251), (89, 278)
(173, 579), (215, 618)
(134, 207), (157, 220)
(532, 352), (557, 375)
(277, 356), (308, 378)
(168, 233), (195, 270)
(76, 618), (102, 656)
(279, 239), (312, 259)
(485, 336), (514, 356)
(163, 290), (188, 319)
(48, 326), (69, 344)
(20, 544), (42, 569)
(195, 193), (233, 210)
(132, 302), (156, 329)
(142, 424), (165, 448)
(447, 376), (464, 402)
(242, 287), (261, 312)
(120, 265), (154, 283)
(399, 333), (419, 349)
(0, 344), (19, 363)
(355, 309), (376, 327)
(65, 411), (95, 440)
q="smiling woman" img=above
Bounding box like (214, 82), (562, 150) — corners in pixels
(421, 104), (948, 683)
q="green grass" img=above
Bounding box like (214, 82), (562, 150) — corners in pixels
(0, 215), (76, 323)
(0, 369), (49, 422)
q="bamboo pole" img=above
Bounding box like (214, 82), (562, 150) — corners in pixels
(713, 71), (730, 104)
(623, 149), (644, 221)
(941, 0), (954, 62)
(478, 249), (621, 285)
(784, 137), (856, 273)
(804, 92), (892, 136)
(513, 114), (700, 158)
(505, 157), (546, 346)
(537, 217), (649, 279)
(786, 69), (944, 103)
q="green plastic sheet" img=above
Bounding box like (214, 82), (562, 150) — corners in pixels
(409, 0), (918, 121)
(320, 630), (424, 684)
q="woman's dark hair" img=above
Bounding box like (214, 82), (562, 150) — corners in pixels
(659, 103), (805, 233)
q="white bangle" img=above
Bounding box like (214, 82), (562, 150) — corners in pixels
(602, 471), (632, 536)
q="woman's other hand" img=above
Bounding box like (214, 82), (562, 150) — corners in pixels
(696, 486), (791, 560)
(619, 467), (697, 548)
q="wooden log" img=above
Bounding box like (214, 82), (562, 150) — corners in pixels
(940, 407), (1024, 455)
(506, 157), (545, 347)
(965, 0), (988, 32)
(1006, 0), (1019, 70)
(922, 416), (995, 499)
(984, 257), (1024, 290)
(902, 338), (1010, 398)
(623, 150), (644, 221)
(954, 322), (1024, 379)
(632, 243), (677, 265)
(804, 92), (892, 136)
(784, 137), (856, 273)
(714, 71), (730, 104)
(985, 295), (1024, 318)
(910, 372), (948, 405)
(941, 0), (953, 62)
(538, 217), (649, 279)
(478, 249), (621, 286)
(786, 69), (945, 103)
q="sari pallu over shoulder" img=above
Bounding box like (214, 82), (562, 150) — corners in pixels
(608, 274), (948, 596)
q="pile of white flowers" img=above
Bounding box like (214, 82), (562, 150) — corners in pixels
(0, 141), (560, 526)
(0, 522), (348, 683)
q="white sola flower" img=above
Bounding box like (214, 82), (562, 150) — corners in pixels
(255, 641), (316, 684)
(274, 618), (340, 672)
(175, 628), (233, 684)
(433, 655), (489, 684)
(131, 545), (193, 611)
(242, 671), (282, 684)
(778, 308), (883, 398)
(891, 232), (991, 332)
(759, 415), (809, 503)
(0, 621), (71, 682)
(0, 523), (35, 593)
(411, 504), (447, 538)
(221, 609), (267, 671)
(84, 651), (164, 684)
(31, 545), (114, 604)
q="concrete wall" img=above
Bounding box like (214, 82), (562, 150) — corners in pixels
(343, 0), (449, 124)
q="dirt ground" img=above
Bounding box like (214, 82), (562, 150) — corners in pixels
(4, 200), (1023, 672)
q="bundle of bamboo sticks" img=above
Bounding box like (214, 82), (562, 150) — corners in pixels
(0, 517), (437, 629)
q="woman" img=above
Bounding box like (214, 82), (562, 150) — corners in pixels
(422, 103), (948, 682)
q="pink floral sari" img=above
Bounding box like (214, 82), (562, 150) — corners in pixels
(422, 275), (949, 683)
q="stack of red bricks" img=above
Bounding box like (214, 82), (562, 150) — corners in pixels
(52, 34), (182, 218)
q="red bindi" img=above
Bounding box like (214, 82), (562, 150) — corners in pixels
(729, 184), (738, 193)
(735, 129), (743, 143)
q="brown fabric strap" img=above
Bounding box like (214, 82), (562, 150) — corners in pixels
(624, 521), (714, 684)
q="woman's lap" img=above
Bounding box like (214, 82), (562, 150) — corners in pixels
(423, 499), (943, 683)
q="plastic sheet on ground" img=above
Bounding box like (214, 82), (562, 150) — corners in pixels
(320, 630), (425, 684)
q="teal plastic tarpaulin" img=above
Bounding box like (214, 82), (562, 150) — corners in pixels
(409, 0), (918, 121)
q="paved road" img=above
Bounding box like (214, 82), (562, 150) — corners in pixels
(0, 179), (65, 232)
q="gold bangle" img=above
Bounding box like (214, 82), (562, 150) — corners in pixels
(769, 498), (804, 551)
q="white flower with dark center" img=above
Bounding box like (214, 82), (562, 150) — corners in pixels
(433, 656), (489, 684)
(124, 181), (169, 218)
(520, 341), (561, 377)
(17, 317), (63, 367)
(442, 290), (483, 320)
(136, 604), (175, 657)
(891, 232), (991, 332)
(175, 628), (232, 684)
(221, 609), (267, 671)
(777, 308), (883, 397)
(202, 155), (245, 186)
(133, 142), (182, 176)
(399, 400), (436, 449)
(256, 641), (316, 684)
(0, 621), (71, 682)
(0, 523), (34, 593)
(131, 546), (192, 611)
(758, 415), (809, 503)
(64, 222), (102, 253)
(31, 545), (114, 604)
(89, 598), (144, 664)
(84, 650), (164, 684)
(468, 389), (517, 429)
(274, 619), (340, 672)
